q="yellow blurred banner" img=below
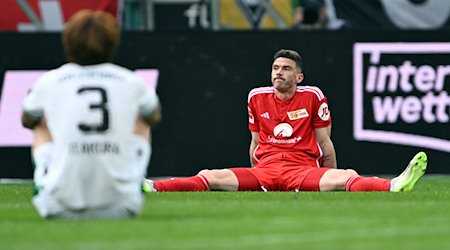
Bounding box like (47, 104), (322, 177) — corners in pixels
(219, 0), (295, 29)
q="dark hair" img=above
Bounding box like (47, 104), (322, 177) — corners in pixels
(273, 49), (303, 71)
(62, 9), (120, 65)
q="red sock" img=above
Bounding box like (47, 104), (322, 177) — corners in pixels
(345, 176), (391, 192)
(153, 175), (209, 192)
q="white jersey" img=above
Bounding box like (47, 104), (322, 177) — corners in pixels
(23, 63), (159, 211)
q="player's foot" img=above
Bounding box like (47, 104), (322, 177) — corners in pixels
(391, 151), (427, 192)
(143, 179), (157, 193)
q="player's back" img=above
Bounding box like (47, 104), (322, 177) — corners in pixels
(32, 63), (153, 209)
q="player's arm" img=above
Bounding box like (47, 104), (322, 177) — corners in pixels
(137, 82), (162, 127)
(21, 82), (45, 130)
(249, 131), (259, 167)
(135, 103), (161, 142)
(314, 125), (337, 168)
(21, 111), (52, 149)
(32, 119), (52, 148)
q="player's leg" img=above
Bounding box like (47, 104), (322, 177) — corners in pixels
(200, 169), (240, 191)
(298, 167), (358, 191)
(298, 166), (391, 191)
(144, 174), (210, 192)
(31, 120), (53, 192)
(146, 167), (263, 192)
(146, 169), (238, 192)
(228, 168), (262, 191)
(321, 152), (427, 192)
(319, 168), (370, 191)
(30, 120), (58, 218)
(317, 167), (396, 191)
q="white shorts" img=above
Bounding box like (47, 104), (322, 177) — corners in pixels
(32, 137), (151, 219)
(32, 191), (142, 219)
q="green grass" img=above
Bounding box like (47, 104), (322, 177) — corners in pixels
(1, 176), (450, 250)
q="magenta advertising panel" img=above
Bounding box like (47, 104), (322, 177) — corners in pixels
(354, 42), (450, 153)
(0, 69), (159, 147)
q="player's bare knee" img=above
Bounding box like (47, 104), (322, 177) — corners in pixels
(345, 169), (359, 177)
(197, 169), (211, 176)
(332, 169), (358, 190)
(336, 169), (359, 185)
(321, 169), (359, 191)
(197, 169), (221, 186)
(198, 169), (236, 190)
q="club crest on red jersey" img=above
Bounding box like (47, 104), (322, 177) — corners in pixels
(287, 108), (309, 120)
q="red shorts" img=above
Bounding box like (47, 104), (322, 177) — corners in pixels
(229, 152), (331, 191)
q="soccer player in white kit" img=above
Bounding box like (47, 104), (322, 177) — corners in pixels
(21, 10), (161, 219)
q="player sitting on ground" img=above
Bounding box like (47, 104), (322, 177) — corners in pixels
(144, 49), (427, 193)
(22, 9), (161, 219)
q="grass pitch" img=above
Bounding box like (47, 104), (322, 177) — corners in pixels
(1, 176), (449, 250)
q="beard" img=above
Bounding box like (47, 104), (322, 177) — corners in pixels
(273, 78), (296, 92)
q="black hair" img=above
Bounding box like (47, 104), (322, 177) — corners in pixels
(273, 49), (303, 71)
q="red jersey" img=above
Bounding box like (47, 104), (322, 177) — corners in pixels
(248, 86), (331, 166)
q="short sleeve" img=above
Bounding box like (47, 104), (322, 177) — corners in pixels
(134, 77), (159, 119)
(22, 75), (47, 120)
(248, 93), (259, 132)
(312, 88), (332, 128)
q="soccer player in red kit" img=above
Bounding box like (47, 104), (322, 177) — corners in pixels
(145, 49), (427, 192)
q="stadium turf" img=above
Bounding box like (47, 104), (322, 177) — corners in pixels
(1, 176), (449, 250)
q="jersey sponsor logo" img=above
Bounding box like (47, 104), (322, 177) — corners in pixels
(354, 42), (450, 152)
(269, 122), (302, 144)
(318, 103), (330, 121)
(268, 135), (302, 144)
(273, 123), (293, 137)
(287, 108), (308, 120)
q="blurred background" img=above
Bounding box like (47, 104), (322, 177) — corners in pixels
(1, 0), (450, 179)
